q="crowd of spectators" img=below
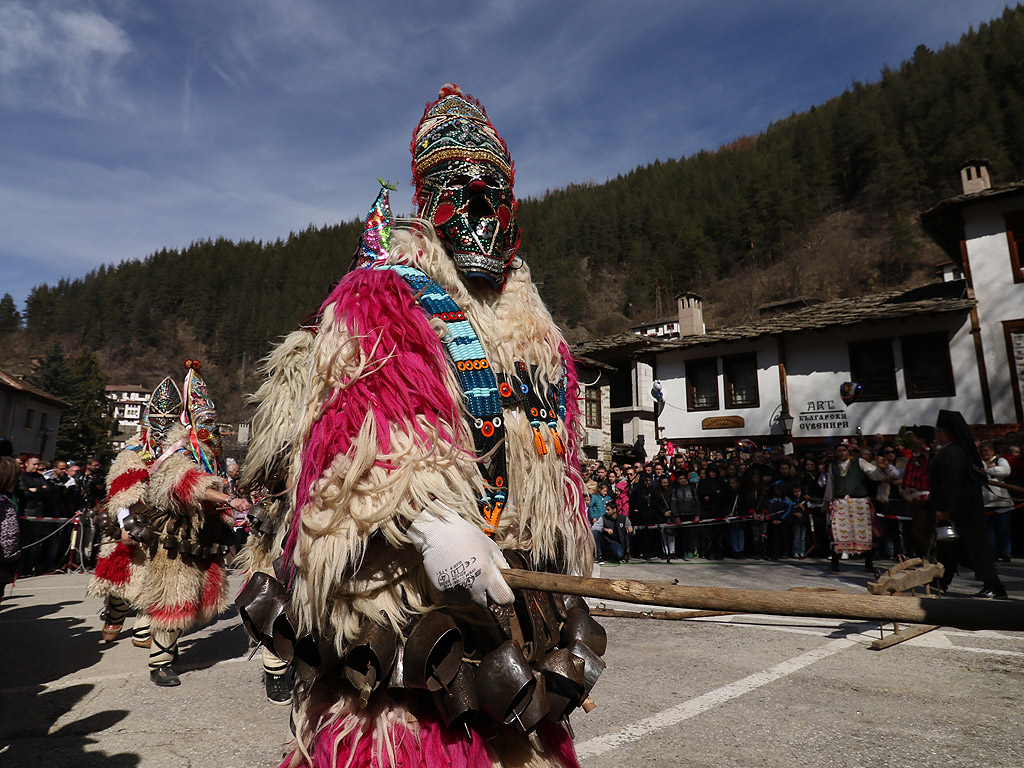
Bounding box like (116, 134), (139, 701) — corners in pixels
(584, 432), (1024, 571)
(0, 440), (106, 581)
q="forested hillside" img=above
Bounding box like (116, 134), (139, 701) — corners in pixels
(5, 6), (1024, 420)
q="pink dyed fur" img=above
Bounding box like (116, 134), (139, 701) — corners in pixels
(286, 268), (463, 564)
(558, 343), (588, 527)
(280, 710), (495, 768)
(538, 720), (582, 768)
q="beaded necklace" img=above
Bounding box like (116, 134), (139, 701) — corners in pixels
(383, 264), (508, 532)
(381, 264), (567, 534)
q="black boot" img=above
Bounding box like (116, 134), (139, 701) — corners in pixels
(265, 672), (292, 705)
(150, 664), (180, 687)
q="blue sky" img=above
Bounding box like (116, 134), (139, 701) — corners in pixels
(0, 0), (1015, 312)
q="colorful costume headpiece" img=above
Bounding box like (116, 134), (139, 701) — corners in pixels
(143, 376), (183, 454)
(351, 179), (396, 270)
(411, 83), (520, 289)
(180, 359), (221, 474)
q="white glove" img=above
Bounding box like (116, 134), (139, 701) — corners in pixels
(406, 502), (514, 608)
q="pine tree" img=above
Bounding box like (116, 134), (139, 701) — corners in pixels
(27, 343), (73, 402)
(0, 293), (20, 333)
(64, 351), (115, 463)
(26, 344), (114, 462)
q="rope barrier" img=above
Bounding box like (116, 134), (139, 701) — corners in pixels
(629, 509), (789, 531)
(16, 516), (77, 549)
(613, 491), (1024, 531)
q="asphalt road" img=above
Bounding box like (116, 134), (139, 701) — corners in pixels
(1, 555), (1022, 768)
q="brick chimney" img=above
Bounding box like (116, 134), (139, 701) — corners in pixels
(960, 160), (992, 195)
(676, 292), (705, 336)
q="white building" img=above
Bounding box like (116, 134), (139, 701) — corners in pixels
(574, 162), (1023, 451)
(574, 356), (616, 462)
(0, 369), (70, 462)
(106, 384), (152, 449)
(921, 161), (1024, 426)
(642, 282), (979, 448)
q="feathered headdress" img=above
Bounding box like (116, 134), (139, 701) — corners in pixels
(180, 359), (221, 475)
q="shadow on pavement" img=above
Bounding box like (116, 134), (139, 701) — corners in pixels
(0, 591), (141, 768)
(177, 619), (248, 674)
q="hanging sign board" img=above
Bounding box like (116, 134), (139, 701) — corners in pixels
(702, 415), (746, 430)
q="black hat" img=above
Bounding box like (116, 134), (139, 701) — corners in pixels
(912, 425), (935, 444)
(935, 410), (982, 466)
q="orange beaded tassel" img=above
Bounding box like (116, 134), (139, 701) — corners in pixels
(532, 424), (548, 455)
(549, 425), (564, 456)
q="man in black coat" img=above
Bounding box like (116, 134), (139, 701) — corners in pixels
(929, 410), (1007, 599)
(17, 456), (55, 575)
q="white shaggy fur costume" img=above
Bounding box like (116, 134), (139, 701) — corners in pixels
(256, 222), (593, 768)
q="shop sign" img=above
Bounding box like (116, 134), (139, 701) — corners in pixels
(796, 399), (850, 432)
(701, 415), (746, 429)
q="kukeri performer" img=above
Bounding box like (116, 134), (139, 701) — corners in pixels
(239, 84), (604, 768)
(87, 376), (183, 648)
(237, 324), (318, 705)
(136, 360), (249, 686)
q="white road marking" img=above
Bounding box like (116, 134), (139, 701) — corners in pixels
(576, 636), (858, 759)
(907, 630), (1024, 656)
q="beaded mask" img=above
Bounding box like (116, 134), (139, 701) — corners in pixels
(412, 84), (519, 289)
(180, 360), (222, 474)
(145, 376), (182, 451)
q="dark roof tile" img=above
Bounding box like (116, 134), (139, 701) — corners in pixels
(573, 281), (974, 359)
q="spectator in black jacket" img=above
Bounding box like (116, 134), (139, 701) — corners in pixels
(77, 457), (106, 567)
(651, 474), (676, 562)
(625, 465), (657, 560)
(17, 455), (55, 575)
(697, 465), (726, 559)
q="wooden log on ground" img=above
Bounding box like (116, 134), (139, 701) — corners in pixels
(501, 569), (1024, 632)
(870, 624), (940, 650)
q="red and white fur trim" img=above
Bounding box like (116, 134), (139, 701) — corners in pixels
(139, 423), (231, 632)
(105, 441), (150, 513)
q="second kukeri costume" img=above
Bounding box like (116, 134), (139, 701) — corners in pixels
(239, 85), (603, 768)
(87, 376), (182, 646)
(238, 325), (319, 704)
(135, 362), (240, 684)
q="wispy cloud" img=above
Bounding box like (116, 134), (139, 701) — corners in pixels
(0, 1), (131, 114)
(0, 0), (1015, 313)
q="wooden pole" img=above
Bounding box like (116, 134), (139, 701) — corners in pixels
(869, 624), (939, 650)
(589, 607), (734, 620)
(501, 569), (1024, 632)
(987, 478), (1024, 495)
